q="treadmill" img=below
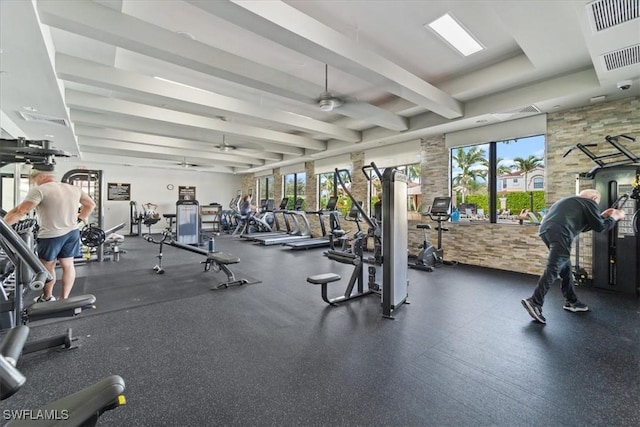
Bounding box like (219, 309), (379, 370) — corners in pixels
(241, 198), (291, 240)
(252, 199), (312, 246)
(284, 196), (338, 250)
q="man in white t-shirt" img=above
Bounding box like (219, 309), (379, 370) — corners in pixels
(4, 167), (96, 302)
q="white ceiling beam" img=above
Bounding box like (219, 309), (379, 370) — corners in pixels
(70, 111), (300, 157)
(36, 0), (407, 132)
(67, 151), (239, 174)
(56, 54), (361, 143)
(79, 138), (252, 169)
(188, 0), (463, 119)
(64, 90), (326, 151)
(74, 126), (268, 165)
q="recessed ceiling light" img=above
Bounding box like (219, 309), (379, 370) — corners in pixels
(590, 95), (606, 103)
(44, 134), (55, 138)
(22, 106), (38, 112)
(476, 119), (488, 123)
(426, 13), (484, 56)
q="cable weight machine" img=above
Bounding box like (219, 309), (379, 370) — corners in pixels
(564, 134), (640, 296)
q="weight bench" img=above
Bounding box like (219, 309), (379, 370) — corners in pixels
(307, 273), (343, 305)
(20, 294), (97, 353)
(204, 252), (249, 289)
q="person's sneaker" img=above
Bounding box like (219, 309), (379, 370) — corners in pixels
(521, 298), (546, 324)
(563, 301), (589, 312)
(33, 294), (56, 303)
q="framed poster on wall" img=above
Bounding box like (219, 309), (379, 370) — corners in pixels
(178, 186), (196, 201)
(107, 183), (131, 201)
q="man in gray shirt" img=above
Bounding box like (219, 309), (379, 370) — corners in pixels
(521, 189), (625, 324)
(4, 167), (96, 302)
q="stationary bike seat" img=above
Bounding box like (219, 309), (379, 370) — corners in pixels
(417, 224), (432, 229)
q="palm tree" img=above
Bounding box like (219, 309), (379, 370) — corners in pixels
(406, 163), (421, 183)
(452, 147), (488, 202)
(512, 155), (543, 191)
(496, 157), (512, 177)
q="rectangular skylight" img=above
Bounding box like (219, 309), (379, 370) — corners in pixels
(426, 13), (484, 56)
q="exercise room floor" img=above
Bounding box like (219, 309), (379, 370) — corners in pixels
(4, 233), (639, 426)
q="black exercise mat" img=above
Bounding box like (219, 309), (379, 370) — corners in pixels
(70, 263), (261, 317)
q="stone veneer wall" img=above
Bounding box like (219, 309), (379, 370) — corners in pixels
(304, 161), (323, 236)
(273, 169), (282, 203)
(241, 175), (253, 200)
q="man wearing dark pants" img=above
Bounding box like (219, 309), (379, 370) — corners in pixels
(521, 189), (625, 324)
(4, 167), (96, 302)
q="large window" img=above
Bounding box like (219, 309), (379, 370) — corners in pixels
(451, 146), (489, 218)
(283, 172), (306, 210)
(319, 170), (353, 215)
(451, 135), (545, 223)
(366, 162), (421, 218)
(257, 176), (275, 206)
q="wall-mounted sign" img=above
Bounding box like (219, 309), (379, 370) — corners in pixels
(178, 186), (196, 201)
(107, 183), (131, 201)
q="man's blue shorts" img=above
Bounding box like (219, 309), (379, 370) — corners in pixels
(36, 229), (80, 261)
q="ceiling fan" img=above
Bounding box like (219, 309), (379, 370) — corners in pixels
(176, 157), (201, 168)
(216, 134), (237, 152)
(316, 64), (344, 112)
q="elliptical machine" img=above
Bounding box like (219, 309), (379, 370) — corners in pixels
(409, 196), (456, 272)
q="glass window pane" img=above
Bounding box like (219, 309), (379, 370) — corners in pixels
(496, 135), (545, 223)
(451, 145), (489, 221)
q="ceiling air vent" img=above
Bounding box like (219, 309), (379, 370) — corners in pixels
(18, 111), (69, 127)
(588, 0), (639, 32)
(491, 105), (541, 121)
(602, 44), (640, 70)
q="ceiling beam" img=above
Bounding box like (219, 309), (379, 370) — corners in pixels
(78, 138), (252, 169)
(64, 90), (326, 151)
(56, 54), (361, 143)
(36, 0), (407, 131)
(70, 111), (301, 158)
(75, 126), (266, 166)
(188, 0), (463, 119)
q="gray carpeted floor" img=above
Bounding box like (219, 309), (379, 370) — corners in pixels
(2, 233), (639, 426)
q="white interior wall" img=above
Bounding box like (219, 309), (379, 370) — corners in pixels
(54, 160), (242, 234)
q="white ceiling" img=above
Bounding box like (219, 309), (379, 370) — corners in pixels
(1, 0), (639, 174)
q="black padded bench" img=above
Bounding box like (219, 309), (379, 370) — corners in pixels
(28, 294), (96, 322)
(204, 252), (249, 289)
(307, 273), (342, 305)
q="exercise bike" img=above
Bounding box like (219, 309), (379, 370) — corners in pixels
(409, 196), (457, 272)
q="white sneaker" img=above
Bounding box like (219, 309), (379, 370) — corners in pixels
(34, 294), (56, 303)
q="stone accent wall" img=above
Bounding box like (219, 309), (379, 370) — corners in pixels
(273, 169), (282, 203)
(407, 220), (546, 275)
(241, 174), (254, 199)
(421, 136), (449, 201)
(350, 151), (367, 204)
(305, 161), (323, 236)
